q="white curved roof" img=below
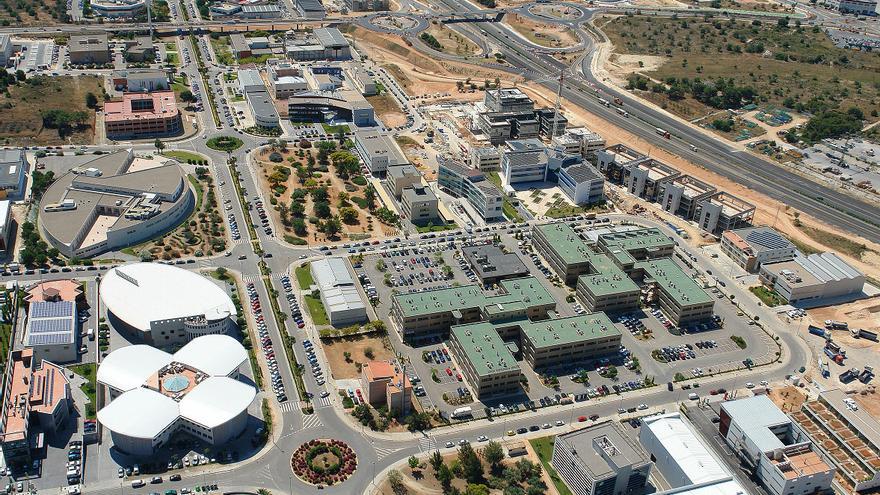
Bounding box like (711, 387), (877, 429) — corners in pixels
(174, 335), (247, 377)
(100, 263), (236, 332)
(97, 387), (179, 439)
(178, 377), (256, 428)
(97, 345), (173, 392)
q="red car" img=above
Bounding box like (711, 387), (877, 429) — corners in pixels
(446, 368), (453, 376)
(456, 373), (462, 381)
(578, 416), (587, 422)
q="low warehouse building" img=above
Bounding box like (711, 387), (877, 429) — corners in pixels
(759, 252), (864, 305)
(310, 257), (368, 326)
(720, 226), (796, 273)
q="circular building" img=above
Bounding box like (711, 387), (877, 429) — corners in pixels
(97, 335), (254, 456)
(100, 263), (237, 347)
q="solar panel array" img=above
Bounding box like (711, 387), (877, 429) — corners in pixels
(30, 301), (75, 319)
(745, 228), (790, 250)
(29, 318), (73, 334)
(27, 300), (77, 348)
(28, 333), (72, 345)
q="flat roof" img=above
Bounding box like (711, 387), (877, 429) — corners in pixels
(720, 395), (791, 452)
(355, 130), (408, 166)
(104, 91), (179, 123)
(602, 144), (647, 165)
(0, 150), (25, 189)
(25, 301), (77, 348)
(100, 263), (236, 332)
(246, 90), (279, 121)
(598, 228), (675, 256)
(560, 163), (602, 184)
(238, 69), (265, 90)
(402, 185), (437, 204)
(68, 33), (108, 53)
(633, 159), (679, 182)
(556, 421), (650, 479)
(703, 192), (755, 217)
(394, 276), (554, 319)
(642, 412), (731, 486)
(636, 258), (714, 306)
(461, 244), (529, 281)
(451, 322), (520, 377)
(535, 223), (592, 266)
(0, 350), (69, 443)
(388, 164), (420, 180)
(819, 388), (880, 449)
(520, 313), (621, 350)
(730, 227), (793, 253)
(669, 175), (716, 199)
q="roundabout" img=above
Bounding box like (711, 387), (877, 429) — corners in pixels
(291, 439), (358, 487)
(362, 12), (429, 35)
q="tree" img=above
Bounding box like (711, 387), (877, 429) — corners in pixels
(429, 450), (443, 473)
(481, 441), (504, 470)
(85, 92), (98, 109)
(388, 469), (406, 495)
(364, 184), (377, 211)
(290, 201), (305, 217)
(465, 485), (490, 495)
(330, 150), (360, 180)
(292, 218), (307, 236)
(406, 412), (431, 432)
(322, 216), (342, 237)
(437, 463), (454, 492)
(154, 139), (165, 153)
(15, 70), (25, 82)
(314, 201), (331, 219)
(458, 443), (484, 484)
(340, 207), (359, 225)
(408, 456), (420, 470)
(180, 89), (195, 102)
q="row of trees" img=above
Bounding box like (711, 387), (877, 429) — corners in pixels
(627, 75), (756, 110)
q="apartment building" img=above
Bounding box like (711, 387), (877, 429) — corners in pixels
(552, 421), (652, 495)
(695, 192), (756, 236)
(658, 175), (717, 220)
(720, 227), (796, 273)
(437, 160), (504, 221)
(501, 139), (548, 184)
(400, 185), (440, 226)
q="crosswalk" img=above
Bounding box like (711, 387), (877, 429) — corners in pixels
(375, 446), (404, 461)
(301, 413), (322, 430)
(279, 401), (297, 413)
(315, 396), (331, 408)
(418, 436), (437, 453)
(242, 274), (262, 284)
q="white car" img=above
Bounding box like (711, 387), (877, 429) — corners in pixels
(477, 435), (488, 442)
(637, 403), (648, 410)
(555, 420), (564, 427)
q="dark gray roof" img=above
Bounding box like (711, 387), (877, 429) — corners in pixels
(737, 226), (794, 252)
(297, 0), (325, 13)
(314, 28), (347, 48)
(0, 149), (25, 189)
(241, 3), (280, 11)
(561, 163), (602, 184)
(462, 244), (529, 281)
(402, 185), (436, 204)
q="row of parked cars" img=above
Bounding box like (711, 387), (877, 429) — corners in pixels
(254, 199), (273, 236)
(279, 275), (305, 329)
(246, 282), (287, 403)
(228, 212), (241, 241)
(302, 340), (325, 387)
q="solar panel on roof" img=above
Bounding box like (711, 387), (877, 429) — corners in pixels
(28, 333), (72, 346)
(745, 229), (789, 250)
(29, 318), (73, 334)
(30, 301), (75, 319)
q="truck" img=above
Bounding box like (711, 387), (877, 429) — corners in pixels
(825, 320), (848, 330)
(824, 347), (845, 365)
(825, 341), (846, 356)
(808, 325), (828, 338)
(839, 368), (859, 383)
(615, 107), (629, 117)
(451, 407), (473, 419)
(656, 128), (671, 139)
(87, 328), (94, 341)
(598, 98), (610, 108)
(859, 329), (879, 342)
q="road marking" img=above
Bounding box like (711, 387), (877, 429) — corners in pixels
(279, 401), (297, 413)
(301, 413), (322, 430)
(375, 446), (404, 460)
(418, 437), (437, 453)
(314, 397), (332, 408)
(242, 274), (261, 283)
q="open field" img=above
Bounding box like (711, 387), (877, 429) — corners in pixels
(421, 21), (481, 57)
(367, 93), (407, 128)
(0, 75), (103, 146)
(322, 334), (394, 379)
(600, 16), (880, 124)
(504, 13), (578, 48)
(0, 0), (65, 25)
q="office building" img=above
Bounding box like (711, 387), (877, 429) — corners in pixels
(0, 200), (9, 253)
(123, 37), (154, 62)
(721, 227), (797, 273)
(246, 90), (280, 128)
(519, 313), (621, 369)
(25, 301), (78, 365)
(824, 0), (878, 14)
(97, 335), (255, 456)
(111, 69), (169, 92)
(209, 2), (241, 17)
(437, 160), (504, 221)
(552, 421), (652, 495)
(552, 127), (606, 158)
(310, 257), (368, 326)
(501, 139), (548, 184)
(387, 164), (422, 198)
(695, 192), (756, 236)
(288, 90), (374, 126)
(658, 175), (717, 221)
(344, 65), (377, 96)
(0, 349), (71, 466)
(266, 60), (308, 99)
(759, 252), (865, 305)
(470, 145), (502, 172)
(0, 149), (28, 200)
(91, 0), (145, 17)
(595, 228), (676, 272)
(461, 244), (529, 286)
(229, 34), (251, 59)
(240, 3), (281, 18)
(535, 107), (568, 138)
(25, 280), (85, 306)
(354, 129), (408, 175)
(391, 276), (555, 344)
(558, 162), (605, 206)
(100, 263), (237, 346)
(792, 389), (880, 494)
(0, 35), (13, 67)
(449, 322), (522, 399)
(720, 396), (834, 495)
(400, 185), (440, 226)
(68, 34), (110, 65)
(624, 159), (679, 202)
(475, 88), (564, 144)
(104, 91), (182, 140)
(596, 144), (647, 184)
(361, 361), (411, 415)
(640, 412), (749, 495)
(345, 0), (388, 10)
(39, 151), (193, 258)
(286, 28), (349, 60)
(635, 259), (715, 326)
(485, 87), (534, 112)
(238, 69), (266, 94)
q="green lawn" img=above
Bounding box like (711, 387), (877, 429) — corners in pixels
(529, 436), (572, 495)
(70, 364), (97, 419)
(322, 123), (350, 135)
(163, 150), (206, 163)
(416, 222), (458, 233)
(486, 172), (523, 222)
(295, 264), (314, 290)
(749, 285), (786, 307)
(188, 175), (204, 211)
(304, 294), (329, 326)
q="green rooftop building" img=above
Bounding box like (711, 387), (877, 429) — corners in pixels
(634, 258), (715, 326)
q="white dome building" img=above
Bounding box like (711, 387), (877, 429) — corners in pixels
(97, 335), (254, 456)
(100, 263), (237, 347)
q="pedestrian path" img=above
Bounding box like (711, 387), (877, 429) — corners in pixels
(418, 436), (437, 453)
(375, 445), (404, 461)
(242, 274), (262, 283)
(315, 396), (332, 408)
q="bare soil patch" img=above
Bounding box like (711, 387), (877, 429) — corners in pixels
(367, 93), (407, 128)
(322, 334), (395, 379)
(768, 385), (808, 414)
(504, 13), (578, 48)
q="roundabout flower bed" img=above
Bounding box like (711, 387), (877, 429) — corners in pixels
(291, 439), (357, 486)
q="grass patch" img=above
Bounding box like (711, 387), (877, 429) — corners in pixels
(70, 364), (97, 419)
(731, 335), (747, 349)
(798, 225), (873, 259)
(416, 222), (458, 233)
(188, 175), (204, 211)
(749, 285), (786, 307)
(546, 204), (586, 219)
(295, 264), (314, 290)
(486, 172), (523, 222)
(284, 234), (307, 246)
(207, 135), (244, 152)
(785, 235), (821, 255)
(321, 123), (349, 135)
(163, 150), (207, 163)
(529, 436), (573, 495)
(304, 293), (330, 326)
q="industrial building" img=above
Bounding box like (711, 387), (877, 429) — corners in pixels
(391, 276), (555, 344)
(791, 389), (880, 494)
(437, 160), (504, 221)
(720, 227), (797, 273)
(354, 129), (408, 175)
(823, 0), (878, 14)
(470, 145), (502, 172)
(759, 252), (865, 305)
(386, 164), (423, 198)
(640, 412), (749, 495)
(296, 0), (326, 18)
(360, 361), (411, 415)
(310, 257), (368, 326)
(474, 88), (565, 145)
(0, 149), (28, 200)
(240, 3), (281, 18)
(658, 175), (717, 221)
(39, 150), (193, 258)
(104, 91), (183, 139)
(552, 421), (652, 495)
(695, 192), (756, 236)
(558, 162), (605, 206)
(501, 139), (549, 184)
(400, 185), (440, 226)
(68, 34), (110, 65)
(720, 396), (834, 495)
(100, 263), (237, 346)
(461, 244), (529, 286)
(24, 301), (78, 365)
(96, 335), (255, 456)
(0, 349), (71, 466)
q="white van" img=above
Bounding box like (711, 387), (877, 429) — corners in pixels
(688, 392), (698, 400)
(132, 480), (146, 488)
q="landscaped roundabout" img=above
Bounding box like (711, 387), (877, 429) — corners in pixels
(291, 439), (357, 486)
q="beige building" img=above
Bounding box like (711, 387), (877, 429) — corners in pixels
(360, 361), (411, 415)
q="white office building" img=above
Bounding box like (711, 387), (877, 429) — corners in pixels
(501, 139), (548, 184)
(310, 257), (368, 326)
(559, 163), (605, 206)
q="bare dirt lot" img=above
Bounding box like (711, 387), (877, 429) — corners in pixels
(504, 13), (579, 48)
(768, 385), (808, 414)
(367, 93), (407, 128)
(422, 22), (481, 57)
(854, 389), (880, 421)
(808, 298), (880, 334)
(322, 334), (395, 380)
